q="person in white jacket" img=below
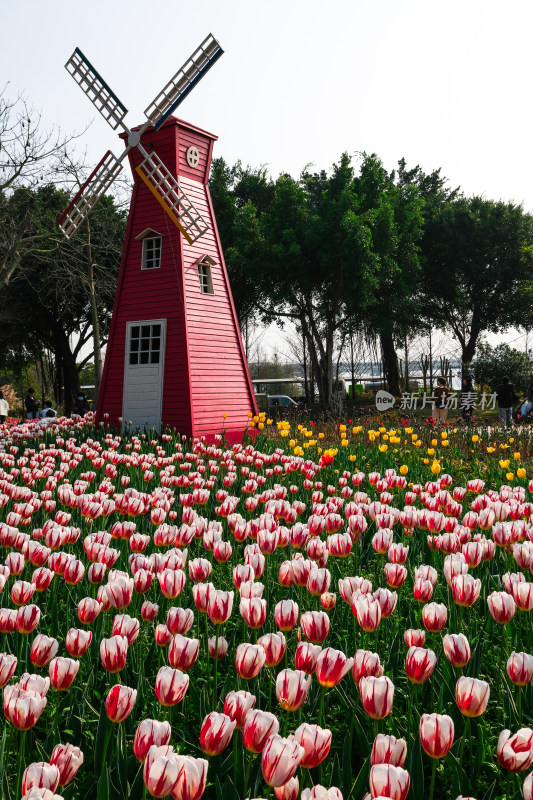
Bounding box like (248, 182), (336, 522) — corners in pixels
(0, 391), (9, 423)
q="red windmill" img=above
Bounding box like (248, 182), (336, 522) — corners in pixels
(57, 35), (257, 439)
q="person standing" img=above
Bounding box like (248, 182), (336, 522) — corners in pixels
(496, 376), (519, 430)
(39, 401), (57, 419)
(0, 390), (9, 423)
(433, 377), (452, 424)
(24, 388), (39, 420)
(460, 375), (476, 421)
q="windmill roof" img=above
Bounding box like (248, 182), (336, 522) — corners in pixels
(122, 116), (218, 141)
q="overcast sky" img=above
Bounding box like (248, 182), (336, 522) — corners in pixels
(3, 0), (533, 209)
(3, 0), (532, 364)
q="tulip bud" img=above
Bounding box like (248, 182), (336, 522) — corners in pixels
(455, 676), (490, 717)
(199, 712), (236, 755)
(49, 742), (84, 786)
(134, 719), (171, 763)
(261, 733), (304, 788)
(293, 723), (331, 768)
(105, 683), (137, 722)
(497, 728), (533, 772)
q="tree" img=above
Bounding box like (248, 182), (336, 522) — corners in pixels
(473, 342), (533, 394)
(209, 158), (273, 346)
(421, 195), (533, 372)
(0, 185), (125, 411)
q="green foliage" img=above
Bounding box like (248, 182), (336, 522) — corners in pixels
(473, 342), (533, 394)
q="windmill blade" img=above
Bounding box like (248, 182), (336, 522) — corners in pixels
(144, 34), (223, 131)
(135, 152), (209, 243)
(66, 48), (129, 130)
(57, 151), (123, 238)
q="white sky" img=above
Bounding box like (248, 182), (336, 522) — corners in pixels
(3, 0), (533, 364)
(4, 0), (533, 209)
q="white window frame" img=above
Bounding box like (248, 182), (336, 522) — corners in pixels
(141, 236), (162, 270)
(198, 260), (214, 294)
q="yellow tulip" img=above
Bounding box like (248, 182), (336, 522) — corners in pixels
(517, 467), (526, 479)
(506, 472), (514, 481)
(431, 461), (441, 475)
(472, 435), (479, 443)
(400, 465), (408, 475)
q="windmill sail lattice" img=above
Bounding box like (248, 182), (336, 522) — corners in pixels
(144, 34), (223, 130)
(57, 151), (123, 238)
(57, 35), (223, 240)
(65, 48), (128, 130)
(135, 152), (209, 244)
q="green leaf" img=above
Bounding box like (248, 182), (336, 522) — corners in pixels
(408, 733), (424, 798)
(481, 778), (498, 800)
(96, 768), (110, 800)
(348, 755), (369, 800)
(94, 701), (110, 776)
(215, 774), (224, 800)
(342, 730), (353, 799)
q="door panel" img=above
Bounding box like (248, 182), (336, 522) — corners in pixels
(122, 319), (166, 432)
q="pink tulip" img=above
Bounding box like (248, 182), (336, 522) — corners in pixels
(257, 632), (286, 667)
(0, 653), (17, 688)
(199, 712), (236, 755)
(100, 635), (128, 673)
(274, 775), (299, 800)
(235, 643), (266, 680)
(455, 676), (490, 717)
(16, 604), (41, 634)
(369, 763), (410, 800)
(167, 607), (194, 635)
(403, 629), (425, 648)
(224, 690), (256, 729)
(352, 650), (383, 686)
(105, 683), (137, 722)
(442, 634), (471, 668)
(293, 723), (331, 768)
(49, 742), (84, 785)
(316, 647), (354, 687)
(420, 713), (454, 758)
(168, 635), (200, 671)
(21, 762), (60, 795)
(276, 669), (312, 711)
(274, 599), (299, 631)
(497, 728), (533, 772)
(359, 676), (394, 719)
(208, 635), (228, 658)
(239, 597), (267, 629)
(155, 666), (189, 706)
(295, 642), (322, 674)
(111, 613), (140, 644)
(49, 657), (80, 690)
(143, 744), (180, 797)
(487, 591), (516, 624)
(242, 709), (280, 753)
(422, 603), (447, 632)
(371, 733), (407, 767)
(261, 733), (304, 787)
(134, 719), (172, 763)
(30, 635), (59, 668)
(301, 610), (330, 643)
(4, 685), (47, 729)
(207, 589), (234, 624)
(171, 755), (208, 800)
(65, 628), (92, 658)
(507, 652), (533, 686)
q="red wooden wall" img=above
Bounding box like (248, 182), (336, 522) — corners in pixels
(96, 116), (257, 438)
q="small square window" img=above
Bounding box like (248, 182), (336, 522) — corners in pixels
(198, 261), (214, 294)
(142, 237), (162, 270)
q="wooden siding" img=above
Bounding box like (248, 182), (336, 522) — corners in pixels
(97, 116), (257, 437)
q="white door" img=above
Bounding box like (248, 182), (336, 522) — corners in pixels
(122, 319), (166, 432)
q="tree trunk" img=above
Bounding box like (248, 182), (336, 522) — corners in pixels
(52, 327), (81, 415)
(380, 333), (401, 396)
(86, 223), (103, 399)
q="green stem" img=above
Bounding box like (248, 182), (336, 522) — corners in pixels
(428, 757), (437, 800)
(16, 729), (27, 800)
(213, 627), (220, 712)
(458, 717), (470, 775)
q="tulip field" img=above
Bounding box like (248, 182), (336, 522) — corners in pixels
(1, 413), (533, 800)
